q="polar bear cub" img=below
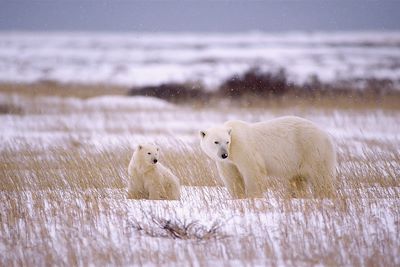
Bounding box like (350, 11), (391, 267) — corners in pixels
(127, 144), (181, 200)
(200, 116), (337, 199)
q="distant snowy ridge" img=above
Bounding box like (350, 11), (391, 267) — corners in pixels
(0, 31), (400, 88)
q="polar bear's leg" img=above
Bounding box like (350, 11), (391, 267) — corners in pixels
(317, 164), (336, 198)
(310, 174), (335, 198)
(239, 167), (265, 198)
(216, 162), (245, 198)
(303, 164), (336, 198)
(233, 153), (266, 198)
(300, 139), (337, 198)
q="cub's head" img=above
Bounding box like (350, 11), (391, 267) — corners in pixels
(134, 144), (160, 166)
(199, 126), (232, 161)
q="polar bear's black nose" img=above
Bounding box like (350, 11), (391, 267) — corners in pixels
(221, 153), (228, 159)
(153, 159), (158, 164)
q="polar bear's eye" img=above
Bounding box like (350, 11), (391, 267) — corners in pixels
(214, 141), (219, 144)
(147, 152), (151, 155)
(226, 141), (229, 144)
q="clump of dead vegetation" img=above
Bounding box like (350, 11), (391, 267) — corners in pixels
(130, 215), (226, 240)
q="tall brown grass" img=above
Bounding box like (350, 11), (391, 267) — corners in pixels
(0, 87), (399, 266)
(1, 136), (399, 266)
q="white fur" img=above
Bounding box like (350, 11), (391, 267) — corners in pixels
(200, 116), (336, 198)
(127, 144), (181, 200)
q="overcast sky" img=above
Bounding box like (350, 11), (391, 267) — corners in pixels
(1, 0), (399, 32)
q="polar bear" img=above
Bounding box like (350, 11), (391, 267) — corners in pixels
(127, 144), (181, 200)
(200, 116), (336, 198)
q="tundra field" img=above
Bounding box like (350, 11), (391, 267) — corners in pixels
(0, 86), (399, 267)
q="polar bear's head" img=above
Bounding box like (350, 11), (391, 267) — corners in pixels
(134, 144), (160, 166)
(199, 126), (232, 161)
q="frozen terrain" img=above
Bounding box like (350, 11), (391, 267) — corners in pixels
(1, 93), (399, 151)
(1, 93), (399, 266)
(1, 31), (400, 88)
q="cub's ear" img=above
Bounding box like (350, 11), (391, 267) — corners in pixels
(200, 131), (206, 138)
(227, 128), (232, 135)
(137, 145), (143, 150)
(156, 147), (160, 151)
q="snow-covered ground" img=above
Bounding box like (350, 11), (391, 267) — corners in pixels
(1, 186), (399, 266)
(1, 93), (399, 153)
(1, 31), (400, 88)
(1, 94), (399, 266)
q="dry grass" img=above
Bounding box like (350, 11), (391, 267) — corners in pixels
(0, 82), (128, 99)
(1, 82), (400, 110)
(1, 88), (399, 266)
(189, 91), (400, 112)
(0, 141), (217, 192)
(1, 141), (399, 266)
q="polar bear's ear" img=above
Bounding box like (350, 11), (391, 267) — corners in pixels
(227, 128), (232, 135)
(137, 145), (142, 150)
(200, 131), (206, 138)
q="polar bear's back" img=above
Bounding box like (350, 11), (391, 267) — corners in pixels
(253, 116), (318, 131)
(226, 116), (330, 146)
(225, 116), (336, 178)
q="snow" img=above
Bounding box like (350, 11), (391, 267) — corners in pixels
(85, 95), (174, 110)
(1, 31), (400, 88)
(1, 93), (399, 265)
(1, 187), (398, 266)
(1, 93), (399, 152)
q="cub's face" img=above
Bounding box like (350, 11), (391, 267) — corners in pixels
(200, 126), (232, 162)
(137, 144), (160, 165)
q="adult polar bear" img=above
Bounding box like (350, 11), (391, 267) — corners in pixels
(200, 116), (336, 198)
